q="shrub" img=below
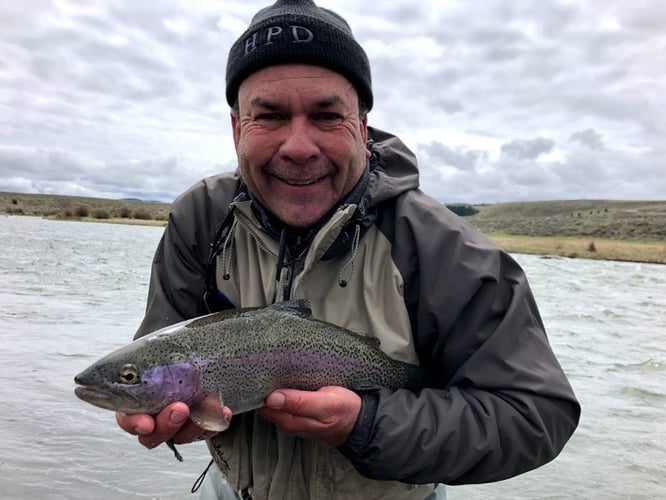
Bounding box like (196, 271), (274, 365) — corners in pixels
(74, 205), (89, 217)
(133, 208), (152, 220)
(587, 241), (597, 252)
(92, 208), (110, 219)
(118, 207), (132, 218)
(154, 210), (169, 221)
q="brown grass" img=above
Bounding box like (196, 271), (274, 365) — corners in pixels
(488, 233), (666, 265)
(2, 191), (170, 223)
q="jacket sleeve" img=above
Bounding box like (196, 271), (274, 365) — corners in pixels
(340, 192), (581, 484)
(134, 174), (238, 339)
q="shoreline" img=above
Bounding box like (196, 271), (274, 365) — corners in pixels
(3, 214), (665, 265)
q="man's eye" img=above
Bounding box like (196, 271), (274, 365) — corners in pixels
(313, 112), (342, 122)
(256, 113), (284, 121)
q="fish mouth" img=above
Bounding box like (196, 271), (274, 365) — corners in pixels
(74, 385), (117, 410)
(74, 382), (141, 412)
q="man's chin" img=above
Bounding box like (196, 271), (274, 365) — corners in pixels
(276, 206), (329, 229)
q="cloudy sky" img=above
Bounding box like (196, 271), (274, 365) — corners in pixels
(1, 0), (664, 203)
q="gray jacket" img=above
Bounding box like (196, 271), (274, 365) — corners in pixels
(136, 127), (580, 498)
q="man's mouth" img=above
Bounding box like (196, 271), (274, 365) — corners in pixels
(274, 175), (324, 186)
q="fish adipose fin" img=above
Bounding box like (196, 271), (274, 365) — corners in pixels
(189, 395), (232, 433)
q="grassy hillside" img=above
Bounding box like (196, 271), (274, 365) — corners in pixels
(469, 200), (666, 241)
(2, 192), (171, 222)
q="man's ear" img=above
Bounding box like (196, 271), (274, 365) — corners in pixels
(231, 111), (240, 150)
(360, 114), (370, 159)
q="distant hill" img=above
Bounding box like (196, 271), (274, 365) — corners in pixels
(3, 192), (665, 242)
(1, 192), (171, 221)
(469, 200), (666, 240)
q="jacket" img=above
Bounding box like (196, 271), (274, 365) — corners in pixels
(135, 127), (581, 499)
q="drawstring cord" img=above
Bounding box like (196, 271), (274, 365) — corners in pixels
(191, 458), (214, 493)
(338, 223), (361, 287)
(271, 228), (288, 304)
(221, 218), (238, 281)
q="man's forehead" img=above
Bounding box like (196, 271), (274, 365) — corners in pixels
(239, 64), (356, 92)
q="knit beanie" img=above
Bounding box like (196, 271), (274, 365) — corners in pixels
(225, 0), (373, 110)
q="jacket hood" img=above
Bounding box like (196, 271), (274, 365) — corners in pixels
(365, 126), (420, 208)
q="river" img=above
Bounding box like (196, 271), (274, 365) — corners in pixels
(0, 216), (664, 499)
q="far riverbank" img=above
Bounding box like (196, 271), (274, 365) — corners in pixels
(38, 215), (666, 265)
(3, 192), (665, 265)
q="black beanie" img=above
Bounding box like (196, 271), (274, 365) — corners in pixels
(225, 0), (373, 111)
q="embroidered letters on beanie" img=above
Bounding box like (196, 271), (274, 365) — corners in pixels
(243, 25), (314, 56)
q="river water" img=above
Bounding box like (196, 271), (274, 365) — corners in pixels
(0, 216), (664, 500)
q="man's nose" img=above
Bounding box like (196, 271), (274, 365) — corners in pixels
(278, 117), (320, 163)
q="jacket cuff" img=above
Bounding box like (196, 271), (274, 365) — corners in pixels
(339, 391), (379, 457)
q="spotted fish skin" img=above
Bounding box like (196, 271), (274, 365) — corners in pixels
(74, 300), (423, 423)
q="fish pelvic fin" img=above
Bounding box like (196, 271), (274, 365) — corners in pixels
(190, 395), (232, 433)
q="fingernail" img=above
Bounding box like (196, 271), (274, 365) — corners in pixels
(169, 410), (188, 425)
(265, 392), (286, 409)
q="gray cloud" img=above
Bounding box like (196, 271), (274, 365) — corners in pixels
(570, 128), (605, 150)
(0, 0), (664, 203)
(419, 142), (487, 172)
(501, 138), (555, 160)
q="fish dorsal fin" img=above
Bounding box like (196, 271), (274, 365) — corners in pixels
(269, 299), (313, 318)
(186, 306), (264, 328)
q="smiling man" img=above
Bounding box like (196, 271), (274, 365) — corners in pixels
(232, 64), (370, 229)
(115, 1), (580, 499)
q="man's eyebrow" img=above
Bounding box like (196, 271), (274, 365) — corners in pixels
(314, 96), (343, 108)
(248, 95), (345, 110)
(249, 97), (281, 110)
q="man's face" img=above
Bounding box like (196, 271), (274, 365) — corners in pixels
(232, 64), (370, 228)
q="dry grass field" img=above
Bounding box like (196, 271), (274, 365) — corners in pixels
(1, 191), (170, 223)
(487, 234), (666, 265)
(468, 200), (666, 264)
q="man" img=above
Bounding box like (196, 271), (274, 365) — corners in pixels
(117, 1), (580, 498)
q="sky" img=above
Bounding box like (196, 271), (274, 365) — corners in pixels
(1, 0), (664, 204)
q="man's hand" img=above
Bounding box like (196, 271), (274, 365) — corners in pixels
(115, 400), (232, 450)
(258, 386), (361, 447)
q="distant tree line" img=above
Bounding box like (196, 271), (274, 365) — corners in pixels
(446, 204), (479, 217)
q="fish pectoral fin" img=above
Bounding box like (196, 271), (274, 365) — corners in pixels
(190, 396), (231, 433)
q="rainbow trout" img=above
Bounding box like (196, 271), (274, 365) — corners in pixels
(74, 300), (423, 452)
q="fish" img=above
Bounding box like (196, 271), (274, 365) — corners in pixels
(74, 300), (424, 451)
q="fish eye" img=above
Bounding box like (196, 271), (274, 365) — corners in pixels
(119, 364), (140, 385)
